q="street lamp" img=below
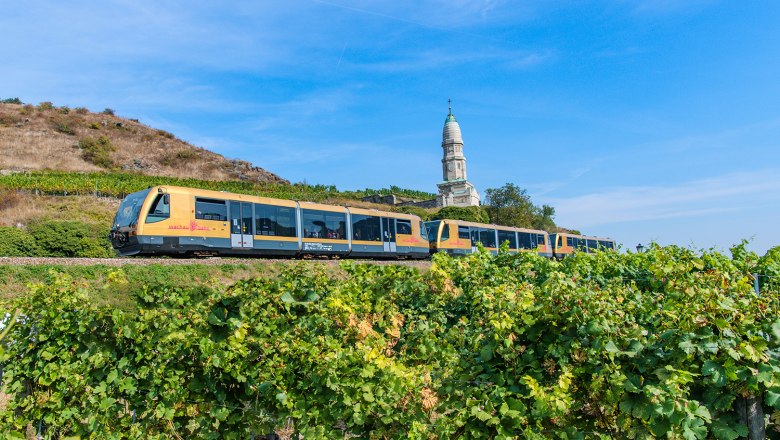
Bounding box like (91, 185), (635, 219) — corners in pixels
(636, 243), (645, 253)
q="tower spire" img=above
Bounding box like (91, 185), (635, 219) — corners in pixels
(448, 98), (452, 115)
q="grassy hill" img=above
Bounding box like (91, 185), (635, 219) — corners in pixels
(0, 100), (287, 184)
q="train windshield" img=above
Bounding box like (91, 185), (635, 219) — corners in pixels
(113, 188), (151, 228)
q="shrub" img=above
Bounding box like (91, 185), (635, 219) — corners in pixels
(53, 120), (76, 135)
(74, 107), (89, 114)
(0, 112), (20, 127)
(19, 104), (34, 115)
(430, 205), (489, 223)
(156, 129), (175, 139)
(37, 101), (54, 111)
(0, 226), (42, 256)
(1, 97), (22, 104)
(78, 136), (116, 169)
(88, 122), (101, 130)
(58, 106), (70, 114)
(27, 219), (113, 257)
(0, 190), (21, 211)
(102, 108), (115, 116)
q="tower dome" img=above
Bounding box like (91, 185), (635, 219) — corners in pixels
(442, 105), (463, 144)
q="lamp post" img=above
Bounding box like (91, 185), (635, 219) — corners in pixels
(636, 243), (645, 253)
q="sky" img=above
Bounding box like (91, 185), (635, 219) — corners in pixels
(2, 1), (779, 255)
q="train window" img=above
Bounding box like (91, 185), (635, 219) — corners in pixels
(605, 241), (614, 249)
(302, 210), (346, 240)
(577, 238), (586, 250)
(255, 204), (296, 237)
(458, 226), (470, 239)
(556, 235), (563, 248)
(352, 214), (381, 241)
(586, 239), (597, 251)
(519, 232), (532, 249)
(145, 194), (170, 223)
(497, 230), (517, 248)
(567, 236), (575, 247)
(479, 228), (497, 248)
(537, 234), (545, 246)
(195, 198), (227, 221)
(396, 219), (412, 235)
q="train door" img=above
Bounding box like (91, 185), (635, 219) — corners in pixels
(382, 217), (396, 252)
(230, 202), (254, 248)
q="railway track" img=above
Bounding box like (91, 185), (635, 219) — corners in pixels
(0, 256), (432, 268)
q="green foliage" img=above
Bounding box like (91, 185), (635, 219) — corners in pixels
(484, 182), (557, 231)
(0, 226), (42, 256)
(78, 136), (116, 169)
(394, 205), (431, 220)
(0, 170), (437, 205)
(102, 108), (116, 116)
(3, 247), (777, 437)
(74, 107), (89, 115)
(37, 101), (54, 111)
(1, 97), (22, 104)
(430, 205), (489, 223)
(157, 129), (175, 139)
(26, 219), (113, 258)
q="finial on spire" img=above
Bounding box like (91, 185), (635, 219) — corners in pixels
(448, 98), (452, 115)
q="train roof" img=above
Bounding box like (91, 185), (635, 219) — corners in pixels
(150, 185), (421, 220)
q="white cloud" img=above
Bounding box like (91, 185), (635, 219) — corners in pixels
(547, 169), (780, 228)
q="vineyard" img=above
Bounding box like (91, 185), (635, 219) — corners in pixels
(0, 170), (437, 202)
(1, 244), (780, 438)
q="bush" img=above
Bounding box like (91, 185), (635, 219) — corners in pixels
(78, 136), (116, 168)
(27, 219), (113, 257)
(53, 120), (76, 135)
(102, 108), (115, 116)
(157, 129), (175, 139)
(19, 104), (34, 115)
(88, 122), (101, 130)
(58, 106), (70, 114)
(430, 205), (489, 223)
(1, 97), (22, 104)
(37, 101), (54, 111)
(0, 226), (41, 256)
(74, 107), (89, 114)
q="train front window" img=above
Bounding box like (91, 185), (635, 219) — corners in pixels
(145, 194), (170, 223)
(113, 188), (151, 228)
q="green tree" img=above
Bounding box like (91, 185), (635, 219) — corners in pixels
(484, 182), (557, 230)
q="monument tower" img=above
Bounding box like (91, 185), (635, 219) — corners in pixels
(436, 100), (481, 207)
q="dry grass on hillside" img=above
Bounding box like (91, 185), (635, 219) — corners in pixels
(0, 191), (119, 227)
(0, 102), (287, 184)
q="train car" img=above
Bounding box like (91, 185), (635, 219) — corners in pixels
(549, 232), (616, 258)
(424, 219), (552, 258)
(109, 185), (429, 259)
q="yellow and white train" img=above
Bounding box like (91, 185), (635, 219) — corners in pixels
(110, 185), (616, 259)
(109, 186), (430, 259)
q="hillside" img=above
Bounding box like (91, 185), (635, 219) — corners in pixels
(0, 100), (287, 184)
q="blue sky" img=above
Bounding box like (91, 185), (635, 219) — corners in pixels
(2, 1), (779, 254)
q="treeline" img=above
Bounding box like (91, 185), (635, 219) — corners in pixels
(2, 244), (779, 438)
